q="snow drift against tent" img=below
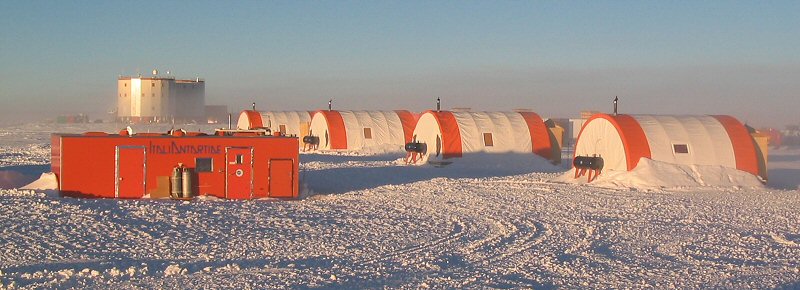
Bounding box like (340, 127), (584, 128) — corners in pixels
(557, 158), (765, 189)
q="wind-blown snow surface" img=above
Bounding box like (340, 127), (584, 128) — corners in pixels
(1, 122), (799, 289)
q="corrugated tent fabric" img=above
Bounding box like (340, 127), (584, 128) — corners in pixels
(411, 111), (553, 163)
(308, 110), (416, 151)
(236, 110), (312, 137)
(574, 114), (761, 178)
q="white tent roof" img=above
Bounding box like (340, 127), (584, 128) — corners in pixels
(237, 110), (311, 136)
(574, 114), (761, 178)
(411, 111), (553, 163)
(308, 110), (416, 151)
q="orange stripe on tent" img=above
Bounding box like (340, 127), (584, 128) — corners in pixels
(395, 110), (417, 143)
(518, 112), (553, 161)
(241, 110), (263, 129)
(425, 110), (463, 159)
(575, 114), (651, 171)
(316, 111), (348, 150)
(712, 115), (759, 176)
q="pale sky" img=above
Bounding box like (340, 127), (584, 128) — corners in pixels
(1, 1), (798, 127)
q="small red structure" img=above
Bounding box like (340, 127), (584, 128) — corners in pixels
(51, 129), (299, 199)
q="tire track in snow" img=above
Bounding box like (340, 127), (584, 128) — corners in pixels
(358, 219), (468, 265)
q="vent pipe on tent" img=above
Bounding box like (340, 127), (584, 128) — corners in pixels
(228, 113), (232, 129)
(437, 97), (441, 112)
(613, 96), (619, 116)
(252, 102), (256, 111)
(328, 99), (332, 111)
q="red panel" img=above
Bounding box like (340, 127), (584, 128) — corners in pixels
(712, 115), (760, 176)
(574, 114), (651, 171)
(117, 147), (146, 198)
(317, 111), (348, 149)
(269, 159), (295, 198)
(226, 147), (253, 199)
(395, 110), (417, 143)
(56, 134), (298, 199)
(240, 110), (263, 129)
(425, 111), (463, 159)
(518, 112), (553, 160)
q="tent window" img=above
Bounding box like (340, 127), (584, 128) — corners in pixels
(279, 124), (287, 133)
(484, 133), (494, 146)
(196, 158), (213, 172)
(364, 128), (372, 139)
(673, 144), (689, 154)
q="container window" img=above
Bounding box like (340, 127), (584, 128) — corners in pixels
(236, 154), (244, 164)
(673, 144), (689, 154)
(364, 128), (372, 139)
(483, 133), (494, 146)
(196, 158), (213, 172)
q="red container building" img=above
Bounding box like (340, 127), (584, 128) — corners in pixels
(51, 130), (299, 199)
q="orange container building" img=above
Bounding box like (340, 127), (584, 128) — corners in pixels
(51, 131), (299, 199)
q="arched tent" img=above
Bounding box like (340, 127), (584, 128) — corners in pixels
(574, 114), (766, 180)
(308, 110), (417, 151)
(237, 110), (313, 137)
(410, 111), (555, 163)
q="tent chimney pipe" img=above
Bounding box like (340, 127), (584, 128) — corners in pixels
(436, 97), (441, 112)
(252, 102), (256, 111)
(228, 113), (232, 129)
(328, 99), (332, 111)
(613, 96), (619, 116)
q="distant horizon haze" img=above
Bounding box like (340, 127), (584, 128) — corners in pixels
(1, 1), (798, 128)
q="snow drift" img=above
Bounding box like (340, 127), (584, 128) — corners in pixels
(558, 157), (765, 189)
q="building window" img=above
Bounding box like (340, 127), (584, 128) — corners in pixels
(363, 128), (372, 139)
(124, 83), (126, 87)
(196, 158), (213, 172)
(151, 83), (155, 87)
(483, 133), (494, 146)
(673, 144), (689, 154)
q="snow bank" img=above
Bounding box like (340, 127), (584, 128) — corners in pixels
(412, 152), (562, 173)
(557, 157), (765, 189)
(21, 172), (58, 190)
(307, 144), (405, 156)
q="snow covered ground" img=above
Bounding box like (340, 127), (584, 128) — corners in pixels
(1, 122), (798, 289)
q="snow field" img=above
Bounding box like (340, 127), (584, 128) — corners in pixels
(0, 122), (798, 288)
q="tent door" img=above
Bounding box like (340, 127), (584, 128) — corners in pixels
(116, 146), (146, 198)
(226, 147), (253, 199)
(269, 159), (294, 198)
